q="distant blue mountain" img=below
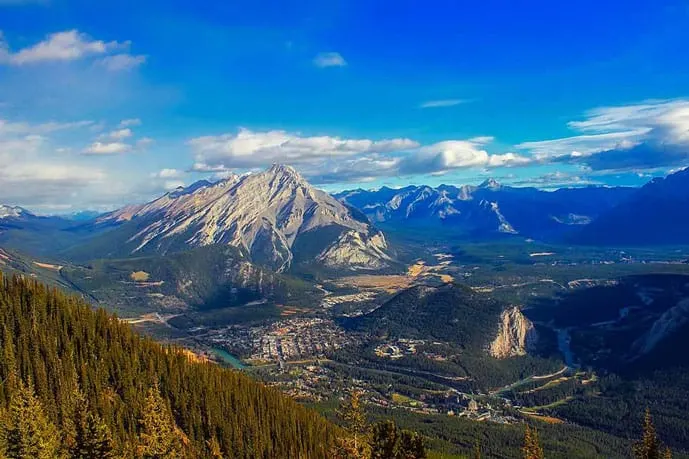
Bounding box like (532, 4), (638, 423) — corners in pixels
(575, 167), (689, 246)
(336, 180), (635, 241)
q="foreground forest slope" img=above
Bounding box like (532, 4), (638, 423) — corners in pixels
(0, 274), (337, 458)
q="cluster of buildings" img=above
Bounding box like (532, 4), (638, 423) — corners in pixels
(249, 318), (350, 362)
(374, 339), (425, 359)
(319, 291), (377, 310)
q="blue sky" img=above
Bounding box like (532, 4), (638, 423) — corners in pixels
(0, 0), (688, 212)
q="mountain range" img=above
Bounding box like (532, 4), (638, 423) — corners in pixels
(2, 166), (689, 273)
(574, 167), (689, 246)
(336, 179), (636, 241)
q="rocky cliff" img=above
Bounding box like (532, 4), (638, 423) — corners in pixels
(489, 306), (538, 359)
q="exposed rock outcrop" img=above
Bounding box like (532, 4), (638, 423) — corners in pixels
(317, 230), (392, 270)
(489, 306), (538, 359)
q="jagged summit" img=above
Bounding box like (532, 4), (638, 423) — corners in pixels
(267, 163), (301, 177)
(169, 179), (213, 198)
(478, 178), (502, 189)
(96, 164), (392, 272)
(0, 205), (31, 219)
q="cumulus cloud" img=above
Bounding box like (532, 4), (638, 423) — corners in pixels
(187, 129), (534, 184)
(1, 30), (120, 64)
(151, 168), (184, 179)
(313, 52), (347, 68)
(518, 99), (689, 171)
(104, 128), (132, 140)
(189, 128), (419, 170)
(0, 29), (145, 70)
(83, 141), (131, 155)
(399, 138), (530, 175)
(419, 99), (467, 108)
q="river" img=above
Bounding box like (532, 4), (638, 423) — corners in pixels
(210, 348), (247, 369)
(557, 328), (576, 368)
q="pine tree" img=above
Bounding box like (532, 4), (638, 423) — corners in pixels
(137, 385), (185, 459)
(633, 409), (672, 459)
(398, 430), (426, 459)
(333, 390), (371, 459)
(71, 390), (117, 459)
(1, 380), (61, 459)
(371, 420), (399, 459)
(522, 425), (544, 459)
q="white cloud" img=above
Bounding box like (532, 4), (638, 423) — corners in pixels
(517, 130), (648, 160)
(118, 118), (141, 127)
(419, 99), (467, 108)
(517, 99), (689, 170)
(3, 30), (120, 64)
(97, 54), (146, 71)
(398, 139), (530, 174)
(83, 141), (131, 155)
(189, 128), (419, 169)
(152, 168), (183, 179)
(188, 128), (534, 184)
(313, 52), (347, 68)
(102, 128), (133, 140)
(0, 163), (105, 184)
(0, 29), (146, 71)
(0, 162), (108, 208)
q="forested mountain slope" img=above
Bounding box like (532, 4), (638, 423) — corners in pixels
(0, 274), (337, 458)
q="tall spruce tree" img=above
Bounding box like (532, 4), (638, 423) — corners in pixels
(633, 409), (672, 459)
(1, 381), (61, 459)
(398, 430), (426, 459)
(522, 425), (544, 459)
(333, 390), (371, 459)
(137, 386), (186, 459)
(371, 420), (399, 459)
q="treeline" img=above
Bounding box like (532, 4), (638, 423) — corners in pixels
(0, 274), (337, 458)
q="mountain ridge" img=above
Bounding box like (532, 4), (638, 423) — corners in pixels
(574, 167), (689, 246)
(85, 164), (393, 272)
(336, 180), (635, 240)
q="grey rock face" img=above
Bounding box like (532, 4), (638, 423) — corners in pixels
(489, 306), (538, 359)
(99, 164), (391, 271)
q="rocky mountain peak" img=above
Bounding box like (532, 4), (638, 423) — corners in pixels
(0, 205), (31, 219)
(267, 163), (302, 179)
(94, 164), (392, 272)
(478, 178), (502, 190)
